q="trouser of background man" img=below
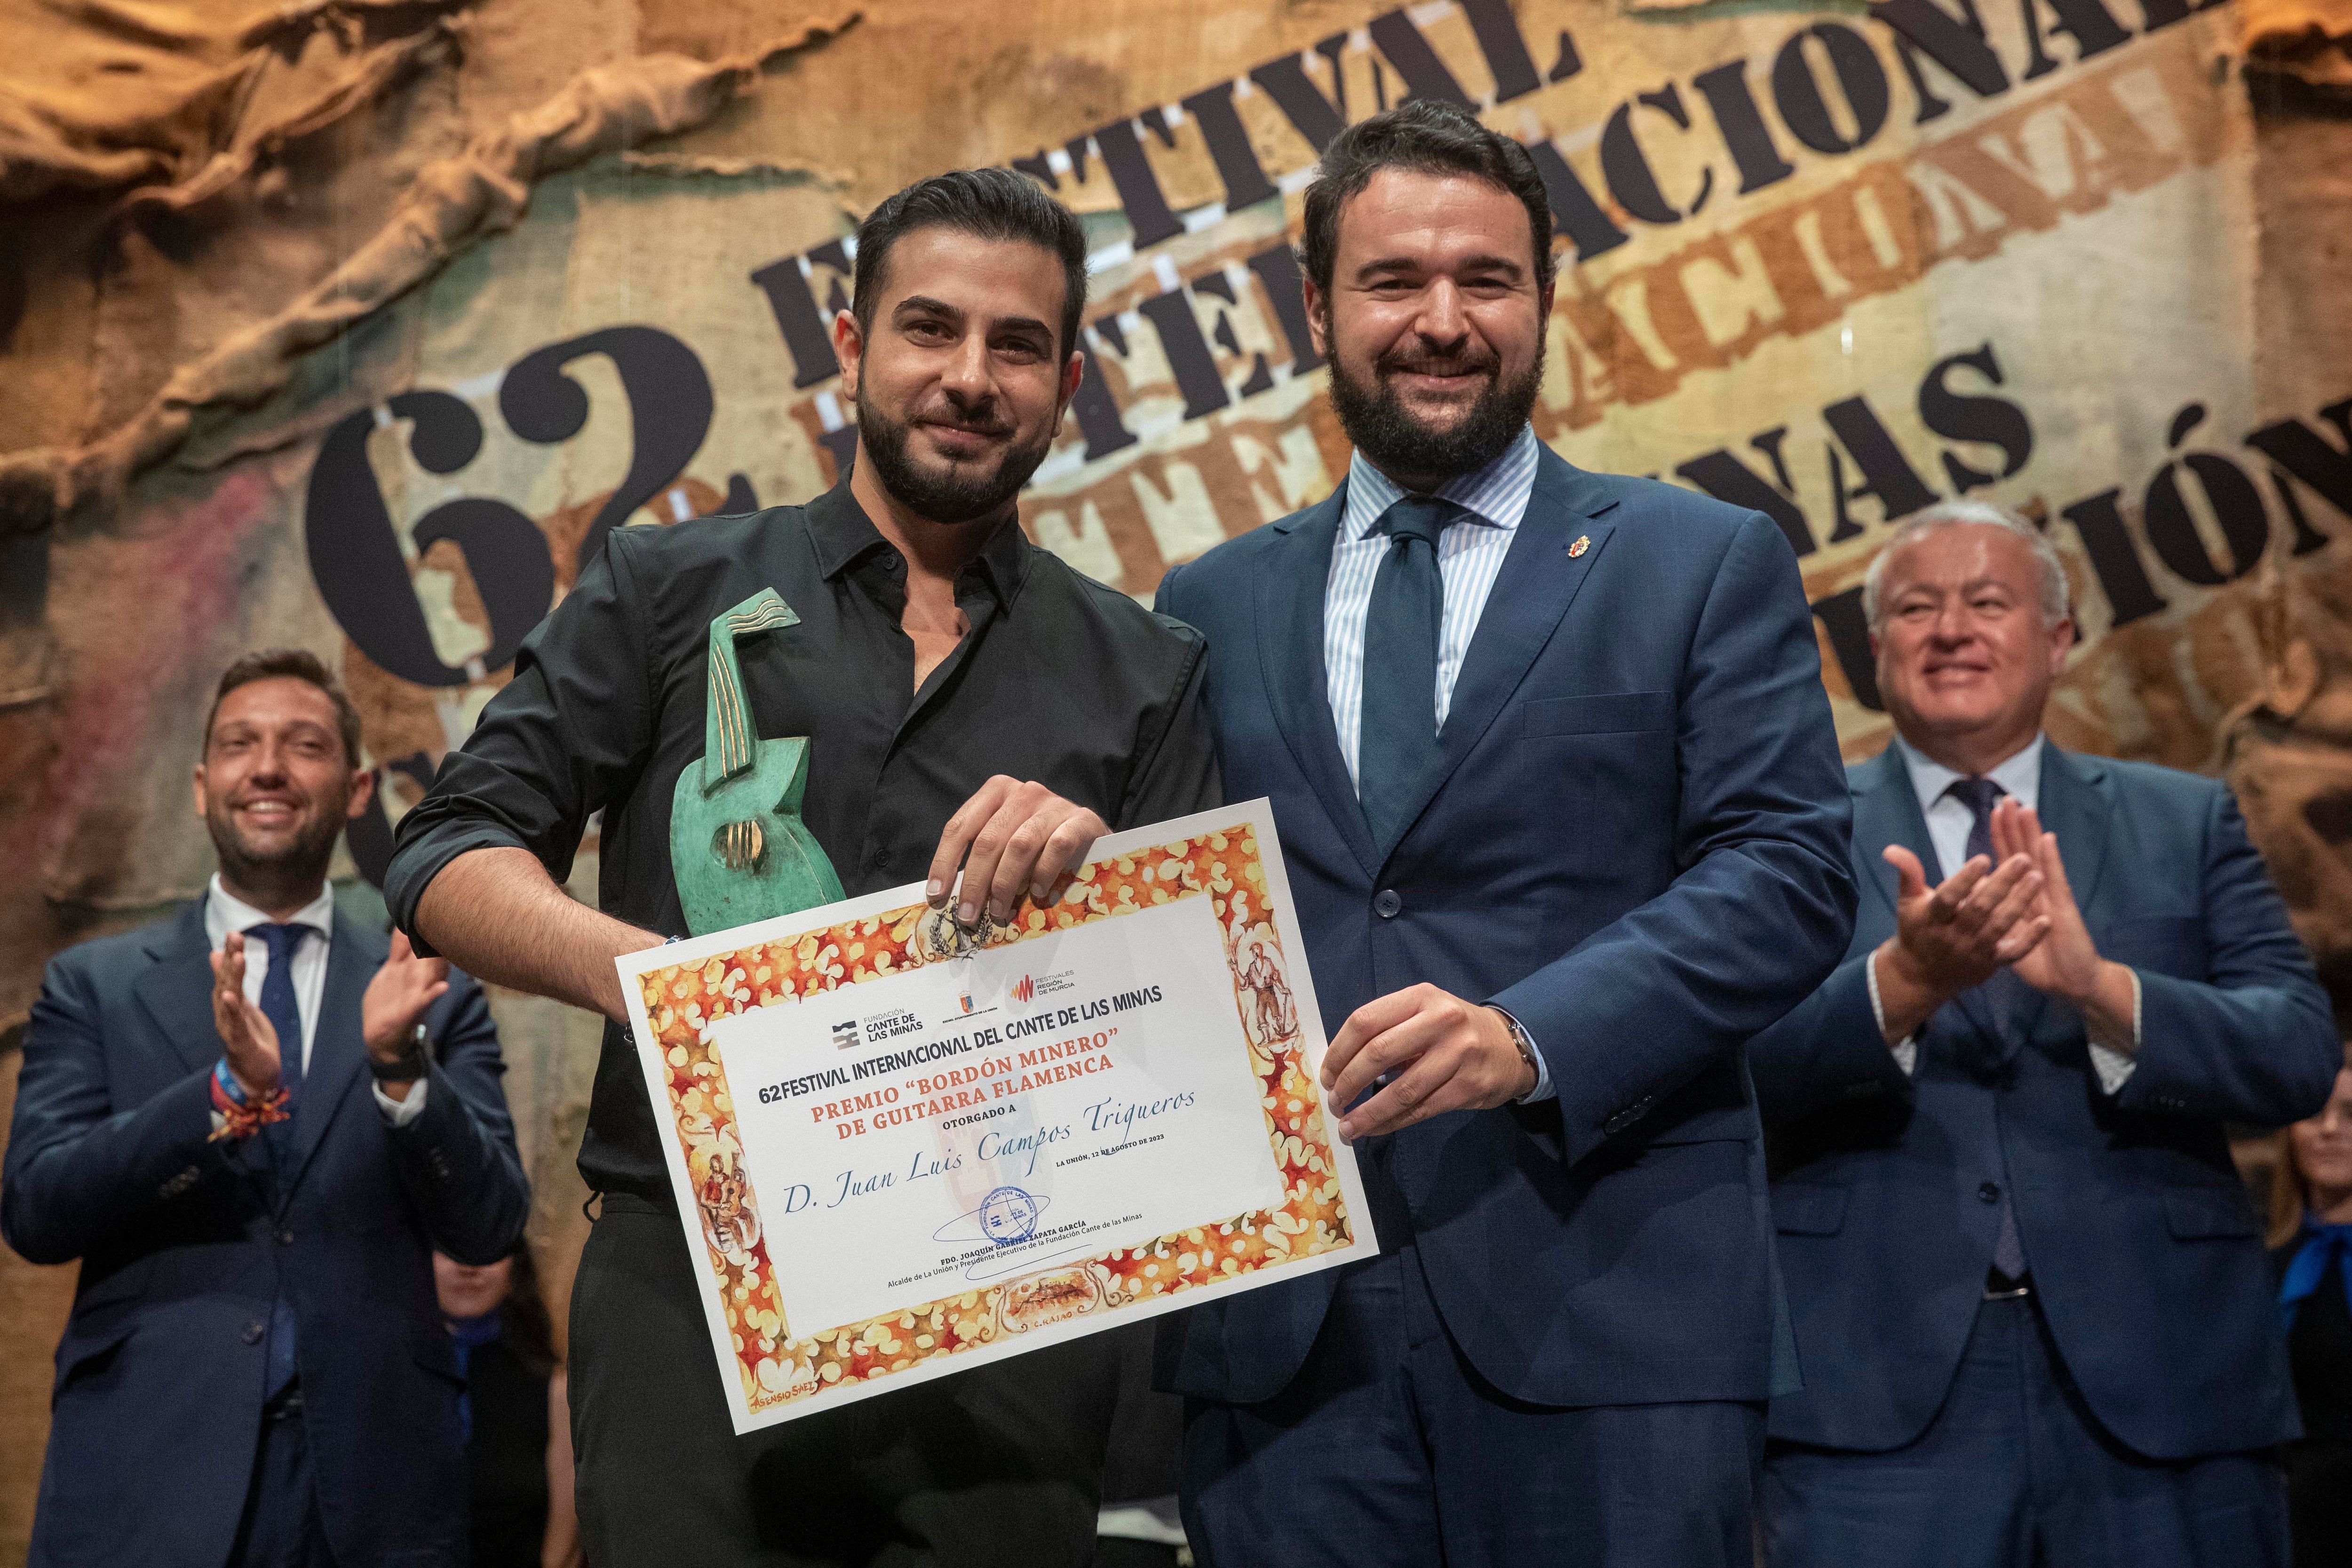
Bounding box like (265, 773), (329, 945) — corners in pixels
(1762, 1291), (2289, 1568)
(226, 1386), (335, 1568)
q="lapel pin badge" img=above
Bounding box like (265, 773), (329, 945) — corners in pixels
(1569, 534), (1591, 558)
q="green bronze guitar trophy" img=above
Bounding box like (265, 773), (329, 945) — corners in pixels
(670, 589), (845, 935)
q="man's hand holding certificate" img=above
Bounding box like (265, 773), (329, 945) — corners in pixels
(618, 801), (1377, 1432)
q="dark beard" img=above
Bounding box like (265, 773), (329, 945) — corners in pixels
(1325, 335), (1544, 485)
(208, 796), (346, 906)
(856, 390), (1053, 525)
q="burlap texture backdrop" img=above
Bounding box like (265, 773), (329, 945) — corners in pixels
(3, 0), (2351, 1550)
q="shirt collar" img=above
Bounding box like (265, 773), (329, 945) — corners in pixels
(1893, 732), (2046, 818)
(808, 480), (896, 580)
(1343, 423), (1542, 542)
(806, 481), (1033, 609)
(204, 873), (335, 950)
(970, 515), (1033, 608)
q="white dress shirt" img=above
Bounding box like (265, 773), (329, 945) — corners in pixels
(1868, 736), (2140, 1090)
(206, 874), (424, 1124)
(1324, 423), (1540, 784)
(1321, 424), (1553, 1102)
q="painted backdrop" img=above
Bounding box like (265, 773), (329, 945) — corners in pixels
(2, 0), (2350, 1551)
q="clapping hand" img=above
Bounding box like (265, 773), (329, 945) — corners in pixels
(1870, 798), (2050, 1043)
(1881, 816), (2048, 994)
(1988, 799), (2137, 1044)
(209, 931), (282, 1097)
(363, 930), (450, 1061)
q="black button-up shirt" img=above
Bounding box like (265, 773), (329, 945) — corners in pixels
(386, 482), (1221, 1200)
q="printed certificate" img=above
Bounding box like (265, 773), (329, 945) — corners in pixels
(617, 800), (1377, 1432)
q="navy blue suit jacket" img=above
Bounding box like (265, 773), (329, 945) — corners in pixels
(2, 899), (531, 1568)
(1154, 445), (1856, 1408)
(1750, 743), (2336, 1460)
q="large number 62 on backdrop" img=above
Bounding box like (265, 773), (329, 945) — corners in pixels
(301, 325), (753, 885)
(302, 325), (735, 688)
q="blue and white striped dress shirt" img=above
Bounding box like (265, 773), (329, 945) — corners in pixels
(1321, 422), (1554, 1102)
(1323, 423), (1541, 785)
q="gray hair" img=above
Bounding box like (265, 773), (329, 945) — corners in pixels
(1861, 499), (2070, 631)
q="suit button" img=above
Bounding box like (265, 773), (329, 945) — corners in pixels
(1978, 1181), (2001, 1204)
(1373, 890), (1402, 918)
(274, 1227), (294, 1245)
(242, 1321), (265, 1345)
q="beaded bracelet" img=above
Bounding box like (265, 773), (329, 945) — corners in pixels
(208, 1063), (290, 1142)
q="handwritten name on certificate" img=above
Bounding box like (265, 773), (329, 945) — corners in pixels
(618, 801), (1377, 1431)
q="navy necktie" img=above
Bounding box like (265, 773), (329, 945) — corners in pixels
(1940, 779), (2030, 1281)
(248, 923), (310, 1116)
(1947, 776), (2001, 869)
(245, 923), (310, 1181)
(245, 921), (310, 1398)
(1359, 496), (1454, 846)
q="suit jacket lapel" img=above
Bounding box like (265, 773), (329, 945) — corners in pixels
(133, 900), (226, 1075)
(2033, 742), (2114, 913)
(1852, 744), (2004, 1054)
(282, 911), (375, 1200)
(2018, 742), (2115, 1044)
(1254, 486), (1381, 878)
(1377, 447), (1620, 863)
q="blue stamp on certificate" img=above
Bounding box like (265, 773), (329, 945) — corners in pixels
(978, 1186), (1041, 1245)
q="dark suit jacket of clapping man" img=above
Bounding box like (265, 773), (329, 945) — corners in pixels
(3, 652), (530, 1568)
(1748, 500), (2338, 1568)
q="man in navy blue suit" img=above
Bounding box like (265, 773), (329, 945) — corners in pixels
(1748, 501), (2338, 1566)
(1154, 101), (1857, 1567)
(3, 649), (531, 1567)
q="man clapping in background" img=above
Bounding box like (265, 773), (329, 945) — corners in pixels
(1750, 503), (2336, 1568)
(4, 650), (529, 1568)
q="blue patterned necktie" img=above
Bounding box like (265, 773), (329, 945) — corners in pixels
(245, 921), (310, 1399)
(1359, 496), (1455, 846)
(1947, 776), (2002, 872)
(1941, 778), (2030, 1281)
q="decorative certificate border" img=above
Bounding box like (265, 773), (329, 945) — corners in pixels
(630, 816), (1356, 1417)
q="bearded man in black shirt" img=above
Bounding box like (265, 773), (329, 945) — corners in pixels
(387, 169), (1219, 1567)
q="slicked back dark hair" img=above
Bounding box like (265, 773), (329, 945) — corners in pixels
(206, 648), (364, 766)
(852, 168), (1090, 365)
(1301, 99), (1556, 301)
